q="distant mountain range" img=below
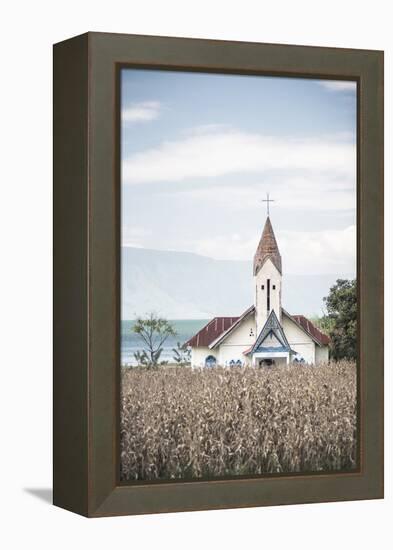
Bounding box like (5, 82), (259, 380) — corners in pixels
(122, 246), (349, 320)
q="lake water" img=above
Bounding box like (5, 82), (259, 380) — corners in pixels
(121, 319), (208, 366)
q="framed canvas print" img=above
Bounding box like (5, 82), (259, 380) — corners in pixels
(53, 32), (384, 517)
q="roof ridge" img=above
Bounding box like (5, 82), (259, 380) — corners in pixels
(283, 310), (330, 346)
(185, 314), (242, 348)
(209, 305), (255, 349)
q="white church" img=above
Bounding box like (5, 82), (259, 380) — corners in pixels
(187, 213), (330, 367)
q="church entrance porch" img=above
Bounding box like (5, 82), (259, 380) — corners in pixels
(252, 351), (290, 367)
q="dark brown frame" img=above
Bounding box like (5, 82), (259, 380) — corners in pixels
(53, 32), (384, 517)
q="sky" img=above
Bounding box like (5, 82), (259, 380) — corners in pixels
(121, 69), (357, 277)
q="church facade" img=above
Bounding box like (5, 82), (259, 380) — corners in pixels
(187, 215), (330, 367)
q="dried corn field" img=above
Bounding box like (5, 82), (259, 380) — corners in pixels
(120, 361), (357, 481)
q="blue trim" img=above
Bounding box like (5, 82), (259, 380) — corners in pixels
(253, 346), (291, 353)
(251, 309), (291, 353)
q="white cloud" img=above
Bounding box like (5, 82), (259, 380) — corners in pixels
(122, 129), (355, 185)
(178, 175), (355, 212)
(279, 225), (356, 275)
(185, 123), (232, 136)
(122, 101), (161, 123)
(188, 225), (356, 275)
(318, 81), (357, 92)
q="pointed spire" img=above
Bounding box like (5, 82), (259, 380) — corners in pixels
(253, 216), (282, 275)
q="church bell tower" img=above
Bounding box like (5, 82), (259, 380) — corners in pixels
(253, 215), (282, 335)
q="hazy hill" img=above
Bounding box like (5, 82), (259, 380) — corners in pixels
(122, 246), (347, 320)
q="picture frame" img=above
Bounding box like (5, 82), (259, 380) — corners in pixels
(53, 32), (383, 517)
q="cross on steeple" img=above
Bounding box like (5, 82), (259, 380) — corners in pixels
(262, 192), (275, 217)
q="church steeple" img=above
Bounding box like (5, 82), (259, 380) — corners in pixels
(253, 216), (282, 275)
(253, 215), (283, 334)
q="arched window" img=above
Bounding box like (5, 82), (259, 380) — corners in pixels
(205, 355), (217, 368)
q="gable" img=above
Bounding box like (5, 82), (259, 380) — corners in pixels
(262, 331), (282, 348)
(218, 314), (256, 346)
(282, 309), (330, 347)
(209, 305), (255, 349)
(251, 309), (292, 354)
(252, 330), (286, 352)
(282, 313), (315, 345)
(292, 314), (330, 346)
(186, 317), (239, 347)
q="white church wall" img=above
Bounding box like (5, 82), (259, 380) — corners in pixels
(282, 314), (315, 364)
(190, 314), (255, 367)
(191, 346), (216, 367)
(218, 345), (247, 366)
(216, 314), (256, 366)
(219, 315), (256, 346)
(315, 345), (329, 364)
(254, 257), (282, 333)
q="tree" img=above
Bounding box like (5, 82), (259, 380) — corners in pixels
(132, 313), (176, 368)
(323, 279), (357, 360)
(172, 342), (191, 366)
(310, 314), (335, 335)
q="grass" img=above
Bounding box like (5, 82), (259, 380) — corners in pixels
(120, 361), (357, 481)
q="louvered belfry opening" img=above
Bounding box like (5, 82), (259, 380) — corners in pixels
(267, 278), (271, 312)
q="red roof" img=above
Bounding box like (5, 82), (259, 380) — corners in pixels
(187, 309), (330, 349)
(291, 315), (330, 346)
(186, 317), (238, 347)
